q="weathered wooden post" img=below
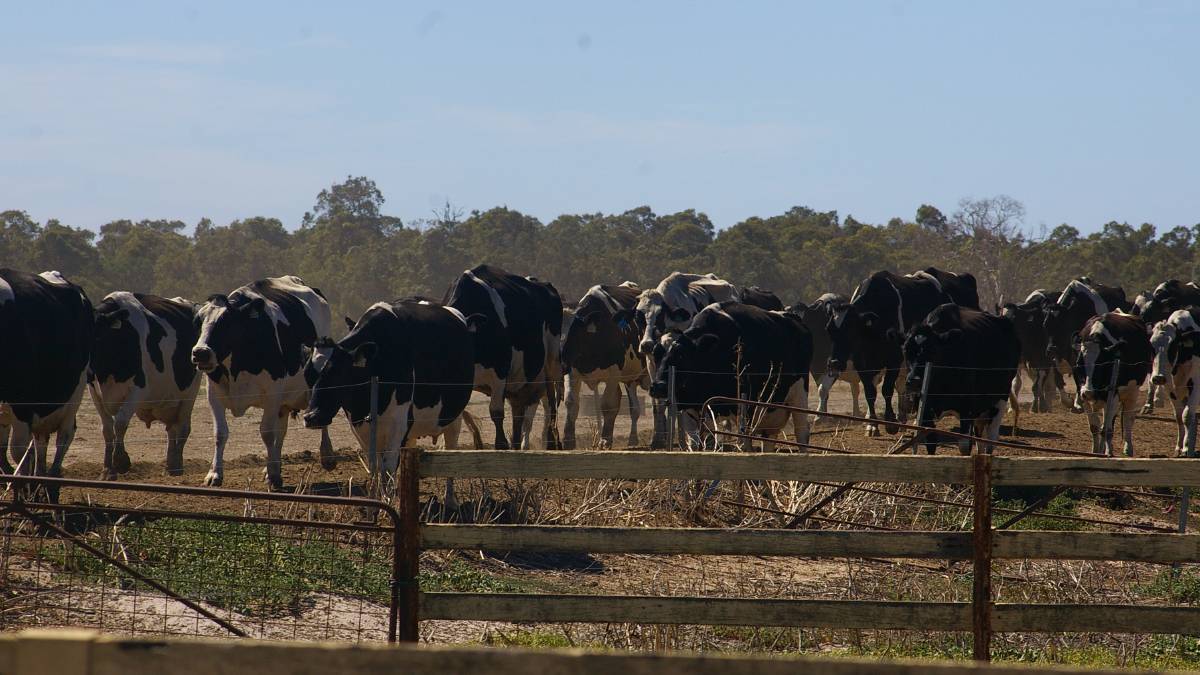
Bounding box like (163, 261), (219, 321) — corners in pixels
(972, 451), (993, 662)
(396, 446), (422, 642)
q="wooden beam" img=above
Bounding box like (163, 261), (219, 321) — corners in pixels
(992, 604), (1200, 634)
(993, 531), (1200, 562)
(419, 593), (971, 631)
(422, 524), (973, 559)
(992, 457), (1200, 487)
(420, 451), (972, 484)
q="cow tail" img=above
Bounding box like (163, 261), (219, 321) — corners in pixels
(460, 410), (485, 450)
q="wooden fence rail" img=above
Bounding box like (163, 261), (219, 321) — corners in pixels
(396, 449), (1200, 662)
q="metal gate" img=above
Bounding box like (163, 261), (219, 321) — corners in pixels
(0, 475), (403, 642)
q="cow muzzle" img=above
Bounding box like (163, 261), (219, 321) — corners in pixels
(191, 346), (216, 372)
(302, 408), (332, 430)
(1079, 387), (1097, 402)
(648, 380), (669, 399)
(1151, 373), (1167, 386)
(639, 339), (655, 356)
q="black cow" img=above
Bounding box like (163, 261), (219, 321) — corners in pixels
(0, 270), (94, 477)
(739, 286), (784, 311)
(1074, 312), (1151, 456)
(1141, 280), (1200, 325)
(903, 304), (1020, 455)
(560, 283), (648, 449)
(826, 270), (952, 435)
(999, 289), (1068, 413)
(1043, 279), (1131, 411)
(444, 265), (563, 450)
(787, 293), (862, 418)
(190, 276), (334, 489)
(648, 302), (812, 450)
(919, 267), (981, 309)
(303, 298), (477, 500)
(89, 292), (201, 480)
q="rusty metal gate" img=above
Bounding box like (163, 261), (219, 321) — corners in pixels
(0, 475), (403, 642)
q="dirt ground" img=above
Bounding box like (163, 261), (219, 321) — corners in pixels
(56, 378), (1186, 487)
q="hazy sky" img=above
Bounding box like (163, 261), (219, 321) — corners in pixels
(2, 2), (1197, 234)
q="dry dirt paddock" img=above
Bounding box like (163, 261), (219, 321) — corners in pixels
(57, 379), (1186, 486)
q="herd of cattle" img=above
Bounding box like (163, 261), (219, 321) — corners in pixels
(3, 263), (1200, 491)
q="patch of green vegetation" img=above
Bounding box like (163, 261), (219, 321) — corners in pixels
(51, 518), (391, 617)
(1137, 569), (1200, 604)
(830, 635), (1200, 670)
(994, 493), (1084, 531)
(418, 559), (535, 594)
(486, 630), (575, 648)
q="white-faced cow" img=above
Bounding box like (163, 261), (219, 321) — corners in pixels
(190, 276), (333, 489)
(303, 298), (476, 500)
(1073, 312), (1151, 456)
(1043, 279), (1131, 411)
(902, 304), (1020, 455)
(648, 302), (812, 451)
(1000, 289), (1069, 412)
(0, 269), (93, 477)
(826, 270), (955, 435)
(560, 283), (648, 449)
(1149, 308), (1200, 456)
(443, 265), (563, 450)
(633, 272), (740, 447)
(787, 293), (862, 418)
(89, 292), (201, 480)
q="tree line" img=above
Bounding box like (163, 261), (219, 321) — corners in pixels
(4, 176), (1197, 325)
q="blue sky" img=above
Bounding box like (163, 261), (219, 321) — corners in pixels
(2, 2), (1197, 235)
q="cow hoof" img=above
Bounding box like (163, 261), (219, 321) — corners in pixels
(562, 438), (577, 451)
(864, 424), (880, 438)
(650, 439), (666, 450)
(1140, 404), (1153, 415)
(99, 469), (118, 481)
(112, 452), (132, 474)
(266, 476), (284, 492)
(494, 441), (510, 451)
(203, 472), (223, 487)
(319, 455), (338, 471)
(165, 466), (185, 477)
(597, 439), (612, 450)
(883, 421), (900, 435)
(1071, 405), (1084, 415)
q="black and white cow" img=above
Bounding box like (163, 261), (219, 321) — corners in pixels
(0, 270), (94, 477)
(635, 272), (741, 355)
(443, 265), (563, 450)
(919, 267), (981, 309)
(190, 276), (333, 489)
(303, 298), (476, 499)
(1043, 279), (1131, 411)
(1148, 308), (1200, 456)
(1074, 312), (1152, 456)
(826, 270), (953, 435)
(560, 283), (648, 449)
(787, 293), (862, 418)
(903, 304), (1021, 455)
(1140, 280), (1200, 325)
(89, 292), (201, 480)
(739, 286), (784, 311)
(648, 301), (811, 450)
(1000, 289), (1068, 412)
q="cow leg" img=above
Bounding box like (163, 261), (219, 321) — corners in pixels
(95, 403), (119, 481)
(625, 381), (642, 447)
(789, 380), (811, 447)
(956, 418), (974, 456)
(49, 414), (77, 478)
(488, 386), (510, 450)
(439, 418), (463, 514)
(1183, 380), (1200, 458)
(562, 371), (583, 450)
(1142, 382), (1157, 415)
(9, 424), (32, 475)
(860, 372), (880, 437)
(510, 397), (529, 450)
(596, 380), (622, 449)
(1120, 387), (1139, 458)
(817, 372), (836, 418)
(204, 390), (230, 487)
(983, 403), (1006, 454)
(847, 374), (863, 418)
(0, 424), (12, 475)
(650, 399), (669, 449)
(164, 417), (191, 477)
(880, 368), (900, 434)
(110, 392), (144, 477)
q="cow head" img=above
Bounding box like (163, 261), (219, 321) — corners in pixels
(1150, 309), (1199, 386)
(1041, 303), (1072, 366)
(648, 331), (720, 404)
(302, 340), (378, 429)
(191, 294), (267, 373)
(901, 324), (964, 408)
(1075, 318), (1125, 402)
(635, 290), (693, 355)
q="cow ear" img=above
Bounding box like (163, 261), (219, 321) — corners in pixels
(245, 297), (267, 319)
(352, 342), (378, 367)
(464, 313), (487, 333)
(860, 311), (879, 328)
(98, 308), (129, 328)
(611, 309), (637, 331)
(695, 333), (720, 352)
(344, 316), (356, 330)
(668, 307), (692, 323)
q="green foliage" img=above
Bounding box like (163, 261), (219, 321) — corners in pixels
(1138, 569), (1200, 604)
(9, 180), (1200, 326)
(994, 493), (1084, 531)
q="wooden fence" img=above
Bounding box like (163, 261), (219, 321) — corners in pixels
(390, 450), (1200, 661)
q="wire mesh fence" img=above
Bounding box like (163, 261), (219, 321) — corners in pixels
(0, 475), (400, 642)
